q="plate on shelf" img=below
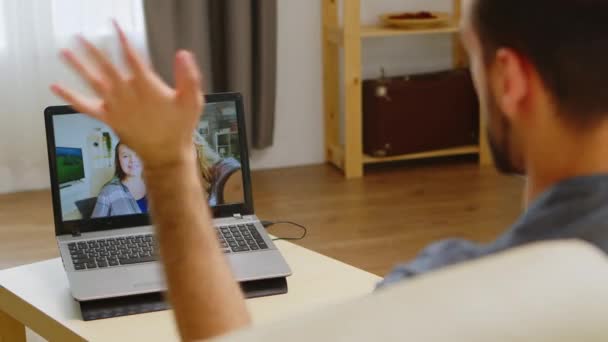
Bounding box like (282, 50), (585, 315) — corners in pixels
(380, 11), (451, 29)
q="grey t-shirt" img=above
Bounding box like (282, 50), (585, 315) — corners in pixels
(377, 174), (608, 289)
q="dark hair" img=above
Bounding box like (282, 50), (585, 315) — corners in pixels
(114, 142), (126, 181)
(472, 0), (608, 120)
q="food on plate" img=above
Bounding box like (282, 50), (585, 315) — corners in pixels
(388, 11), (436, 20)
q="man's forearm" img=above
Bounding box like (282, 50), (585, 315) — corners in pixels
(145, 158), (251, 341)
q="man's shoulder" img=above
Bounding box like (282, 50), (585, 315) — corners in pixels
(377, 238), (486, 289)
(505, 175), (608, 250)
(378, 174), (608, 290)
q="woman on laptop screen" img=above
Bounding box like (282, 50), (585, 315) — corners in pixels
(91, 141), (148, 218)
(89, 135), (242, 218)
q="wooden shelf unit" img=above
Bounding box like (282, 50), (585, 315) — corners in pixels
(363, 145), (480, 164)
(322, 0), (491, 178)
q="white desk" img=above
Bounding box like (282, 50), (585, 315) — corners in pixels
(0, 241), (381, 341)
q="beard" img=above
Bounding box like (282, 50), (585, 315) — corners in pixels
(485, 91), (525, 175)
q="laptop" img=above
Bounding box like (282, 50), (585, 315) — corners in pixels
(44, 92), (292, 301)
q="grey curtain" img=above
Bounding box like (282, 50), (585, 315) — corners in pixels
(144, 0), (277, 149)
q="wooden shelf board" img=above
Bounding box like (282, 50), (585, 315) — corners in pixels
(361, 22), (459, 38)
(328, 22), (460, 45)
(363, 145), (479, 164)
(361, 21), (460, 38)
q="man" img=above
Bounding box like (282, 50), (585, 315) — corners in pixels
(51, 0), (608, 339)
(379, 0), (608, 287)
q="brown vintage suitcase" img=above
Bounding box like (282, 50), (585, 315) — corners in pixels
(363, 68), (479, 157)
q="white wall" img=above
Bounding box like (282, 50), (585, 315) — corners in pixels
(53, 114), (119, 217)
(249, 0), (454, 170)
(249, 0), (325, 170)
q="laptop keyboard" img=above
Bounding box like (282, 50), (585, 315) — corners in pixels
(68, 223), (269, 271)
(218, 223), (269, 252)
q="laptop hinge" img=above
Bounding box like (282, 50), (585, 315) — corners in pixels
(233, 213), (244, 220)
(71, 227), (81, 237)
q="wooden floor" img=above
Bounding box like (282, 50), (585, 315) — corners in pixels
(0, 160), (524, 276)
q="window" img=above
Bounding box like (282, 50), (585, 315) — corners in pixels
(51, 0), (146, 39)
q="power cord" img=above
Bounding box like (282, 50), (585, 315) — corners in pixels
(261, 220), (308, 242)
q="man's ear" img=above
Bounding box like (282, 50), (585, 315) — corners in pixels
(491, 48), (530, 121)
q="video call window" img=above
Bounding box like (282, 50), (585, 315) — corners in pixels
(53, 101), (244, 222)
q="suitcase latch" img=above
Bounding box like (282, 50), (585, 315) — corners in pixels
(375, 67), (392, 102)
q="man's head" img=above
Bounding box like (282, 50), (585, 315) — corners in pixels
(461, 0), (608, 175)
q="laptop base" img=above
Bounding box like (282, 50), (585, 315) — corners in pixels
(79, 277), (288, 321)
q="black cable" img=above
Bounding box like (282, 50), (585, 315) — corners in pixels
(261, 220), (308, 241)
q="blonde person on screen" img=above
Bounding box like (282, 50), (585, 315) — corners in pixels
(91, 142), (148, 217)
(194, 131), (243, 206)
(194, 131), (218, 198)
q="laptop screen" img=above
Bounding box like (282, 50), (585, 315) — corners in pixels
(51, 100), (245, 223)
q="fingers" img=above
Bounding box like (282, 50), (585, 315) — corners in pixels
(60, 49), (109, 97)
(174, 50), (203, 109)
(78, 35), (123, 84)
(50, 84), (106, 121)
(113, 20), (147, 77)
